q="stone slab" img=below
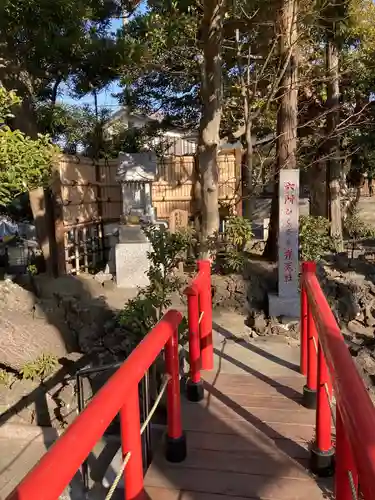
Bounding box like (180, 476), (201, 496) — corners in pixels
(118, 224), (148, 244)
(268, 292), (300, 319)
(115, 242), (151, 288)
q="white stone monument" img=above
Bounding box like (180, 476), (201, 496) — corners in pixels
(268, 169), (300, 318)
(115, 152), (157, 288)
(115, 229), (151, 288)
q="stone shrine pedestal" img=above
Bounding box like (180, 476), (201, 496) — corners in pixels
(268, 294), (300, 319)
(268, 169), (300, 319)
(115, 225), (151, 289)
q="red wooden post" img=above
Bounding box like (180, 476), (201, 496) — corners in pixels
(303, 311), (318, 408)
(186, 288), (204, 401)
(335, 406), (358, 500)
(300, 264), (309, 375)
(302, 262), (317, 409)
(197, 260), (213, 371)
(4, 310), (185, 500)
(307, 313), (318, 391)
(310, 343), (334, 476)
(120, 390), (144, 500)
(164, 326), (186, 462)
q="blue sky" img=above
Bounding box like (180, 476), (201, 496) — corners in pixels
(61, 80), (121, 111)
(60, 3), (146, 114)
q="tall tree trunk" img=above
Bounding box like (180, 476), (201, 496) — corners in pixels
(0, 60), (38, 138)
(237, 36), (253, 221)
(310, 154), (328, 217)
(191, 155), (202, 233)
(197, 0), (225, 257)
(264, 0), (298, 261)
(242, 113), (253, 220)
(51, 77), (62, 105)
(326, 37), (343, 250)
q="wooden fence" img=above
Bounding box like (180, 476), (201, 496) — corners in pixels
(56, 156), (122, 225)
(152, 151), (240, 219)
(49, 151), (240, 274)
(56, 151), (240, 225)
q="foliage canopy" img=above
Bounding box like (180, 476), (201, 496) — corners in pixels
(0, 87), (59, 206)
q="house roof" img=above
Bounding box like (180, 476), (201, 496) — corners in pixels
(106, 108), (275, 154)
(105, 107), (153, 127)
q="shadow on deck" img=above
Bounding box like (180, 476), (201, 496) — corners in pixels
(144, 323), (334, 499)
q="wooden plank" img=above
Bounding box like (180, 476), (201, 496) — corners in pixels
(201, 381), (304, 400)
(202, 391), (304, 408)
(182, 401), (315, 426)
(180, 413), (315, 442)
(145, 487), (305, 500)
(184, 430), (309, 460)
(202, 372), (305, 389)
(152, 449), (310, 479)
(145, 357), (330, 500)
(145, 466), (326, 499)
(182, 387), (315, 421)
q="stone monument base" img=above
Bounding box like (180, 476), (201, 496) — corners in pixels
(115, 241), (151, 288)
(268, 292), (300, 319)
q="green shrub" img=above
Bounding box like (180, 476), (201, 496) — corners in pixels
(299, 215), (334, 262)
(344, 207), (375, 240)
(209, 217), (252, 274)
(215, 248), (246, 274)
(0, 369), (15, 388)
(0, 87), (59, 206)
(117, 225), (191, 350)
(27, 264), (38, 276)
(20, 354), (59, 382)
(225, 216), (253, 251)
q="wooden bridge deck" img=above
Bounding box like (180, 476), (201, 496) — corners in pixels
(144, 331), (332, 499)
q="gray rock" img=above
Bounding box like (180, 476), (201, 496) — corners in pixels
(94, 271), (113, 284)
(247, 311), (268, 335)
(0, 310), (70, 371)
(347, 319), (374, 338)
(356, 349), (375, 377)
(364, 303), (375, 327)
(211, 274), (248, 312)
(268, 317), (296, 337)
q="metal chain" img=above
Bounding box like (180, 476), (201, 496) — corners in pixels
(348, 470), (358, 500)
(105, 373), (171, 500)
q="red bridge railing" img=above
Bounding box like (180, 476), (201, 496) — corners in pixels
(184, 259), (213, 402)
(7, 310), (185, 500)
(301, 262), (375, 499)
